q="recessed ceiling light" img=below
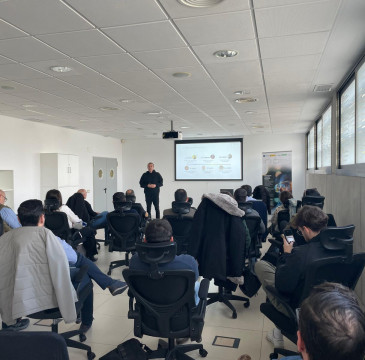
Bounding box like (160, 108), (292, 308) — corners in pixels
(22, 104), (37, 108)
(146, 111), (162, 115)
(235, 98), (258, 103)
(50, 66), (72, 73)
(245, 111), (257, 115)
(181, 126), (190, 129)
(1, 85), (15, 90)
(177, 0), (224, 7)
(99, 106), (119, 111)
(172, 72), (191, 78)
(251, 125), (264, 129)
(234, 90), (251, 95)
(120, 99), (133, 103)
(79, 119), (90, 122)
(214, 50), (238, 58)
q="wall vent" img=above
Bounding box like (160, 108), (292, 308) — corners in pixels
(313, 84), (332, 93)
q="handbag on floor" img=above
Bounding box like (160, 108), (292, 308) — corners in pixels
(99, 338), (151, 360)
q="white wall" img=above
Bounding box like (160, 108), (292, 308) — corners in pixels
(0, 115), (123, 209)
(122, 134), (306, 215)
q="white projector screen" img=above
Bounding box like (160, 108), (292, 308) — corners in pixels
(175, 138), (243, 181)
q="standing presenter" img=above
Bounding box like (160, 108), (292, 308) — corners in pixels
(139, 162), (163, 219)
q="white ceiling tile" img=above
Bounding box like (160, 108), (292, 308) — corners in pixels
(133, 48), (200, 70)
(259, 32), (329, 59)
(256, 0), (341, 38)
(175, 11), (255, 46)
(0, 63), (49, 80)
(0, 0), (92, 35)
(103, 21), (186, 52)
(0, 37), (67, 62)
(254, 0), (324, 9)
(193, 40), (259, 64)
(38, 30), (125, 58)
(0, 19), (28, 39)
(65, 0), (167, 27)
(159, 0), (250, 18)
(76, 54), (146, 74)
(263, 54), (321, 73)
(0, 54), (15, 65)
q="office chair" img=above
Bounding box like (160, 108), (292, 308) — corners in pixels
(126, 194), (148, 229)
(301, 195), (325, 209)
(123, 242), (209, 360)
(106, 201), (141, 275)
(244, 214), (263, 260)
(163, 201), (194, 255)
(260, 225), (365, 359)
(0, 331), (69, 360)
(44, 198), (72, 242)
(28, 266), (95, 360)
(0, 215), (3, 235)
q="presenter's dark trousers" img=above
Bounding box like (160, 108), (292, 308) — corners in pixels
(145, 191), (160, 219)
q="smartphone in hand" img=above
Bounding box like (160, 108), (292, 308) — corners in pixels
(284, 229), (295, 244)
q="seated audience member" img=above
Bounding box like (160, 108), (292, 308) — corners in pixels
(112, 192), (139, 217)
(45, 189), (98, 261)
(282, 282), (365, 360)
(255, 205), (346, 348)
(253, 185), (272, 215)
(270, 191), (293, 233)
(163, 188), (196, 219)
(0, 200), (79, 331)
(303, 188), (321, 198)
(241, 185), (256, 201)
(125, 188), (149, 222)
(0, 189), (21, 232)
(234, 188), (265, 236)
(129, 219), (200, 305)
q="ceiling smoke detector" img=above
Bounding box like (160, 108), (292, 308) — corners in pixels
(313, 84), (332, 93)
(99, 106), (119, 111)
(235, 97), (258, 103)
(214, 50), (238, 58)
(177, 0), (224, 7)
(173, 72), (191, 78)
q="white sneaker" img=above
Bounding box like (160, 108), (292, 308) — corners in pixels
(266, 328), (284, 348)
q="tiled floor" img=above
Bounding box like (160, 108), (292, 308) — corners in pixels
(3, 237), (298, 360)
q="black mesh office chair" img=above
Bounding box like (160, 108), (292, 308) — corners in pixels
(260, 225), (365, 359)
(0, 215), (3, 236)
(44, 198), (72, 242)
(244, 214), (262, 260)
(0, 331), (69, 360)
(126, 194), (148, 230)
(106, 201), (141, 275)
(301, 195), (325, 209)
(123, 242), (209, 360)
(28, 266), (95, 360)
(163, 201), (194, 255)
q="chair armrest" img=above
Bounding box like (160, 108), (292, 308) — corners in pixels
(198, 278), (210, 300)
(264, 285), (297, 322)
(192, 278), (210, 321)
(71, 265), (88, 285)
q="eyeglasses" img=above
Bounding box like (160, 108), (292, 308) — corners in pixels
(0, 194), (7, 202)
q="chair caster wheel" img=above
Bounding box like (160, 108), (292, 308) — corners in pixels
(244, 301), (250, 308)
(79, 333), (87, 342)
(269, 353), (278, 359)
(232, 312), (237, 319)
(87, 351), (96, 359)
(107, 270), (112, 276)
(199, 349), (208, 357)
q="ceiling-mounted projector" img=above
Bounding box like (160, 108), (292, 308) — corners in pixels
(162, 121), (183, 140)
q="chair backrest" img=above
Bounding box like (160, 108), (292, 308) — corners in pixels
(277, 209), (290, 232)
(0, 331), (69, 360)
(251, 201), (268, 228)
(44, 212), (71, 241)
(107, 211), (140, 252)
(244, 215), (262, 258)
(320, 225), (354, 260)
(126, 194), (136, 203)
(113, 201), (133, 212)
(237, 201), (253, 211)
(0, 215), (3, 236)
(44, 198), (60, 213)
(123, 242), (198, 339)
(301, 195), (325, 209)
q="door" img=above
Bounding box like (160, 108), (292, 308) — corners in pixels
(93, 157), (118, 212)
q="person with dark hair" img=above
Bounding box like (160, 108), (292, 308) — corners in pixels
(139, 162), (163, 219)
(0, 189), (21, 232)
(163, 188), (196, 219)
(240, 185), (255, 201)
(46, 189), (98, 261)
(282, 282), (365, 360)
(112, 192), (139, 216)
(303, 188), (321, 197)
(126, 188), (149, 222)
(255, 205), (347, 349)
(129, 219), (199, 304)
(270, 191), (293, 232)
(253, 185), (272, 215)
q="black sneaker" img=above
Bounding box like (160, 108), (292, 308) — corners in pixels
(108, 280), (128, 296)
(2, 318), (30, 331)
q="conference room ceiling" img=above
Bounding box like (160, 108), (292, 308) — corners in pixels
(0, 0), (364, 139)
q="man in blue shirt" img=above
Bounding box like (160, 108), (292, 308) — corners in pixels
(129, 219), (199, 305)
(0, 190), (21, 232)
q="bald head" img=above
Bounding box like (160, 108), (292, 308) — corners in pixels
(0, 189), (6, 205)
(77, 189), (87, 199)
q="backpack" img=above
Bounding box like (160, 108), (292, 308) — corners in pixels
(99, 338), (151, 360)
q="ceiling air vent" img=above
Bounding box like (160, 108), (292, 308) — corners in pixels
(177, 0), (224, 7)
(313, 84), (332, 93)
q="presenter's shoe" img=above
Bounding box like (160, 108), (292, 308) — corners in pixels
(108, 280), (128, 296)
(2, 318), (30, 331)
(266, 327), (284, 348)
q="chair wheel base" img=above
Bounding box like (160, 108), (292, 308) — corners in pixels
(244, 301), (250, 308)
(269, 353), (278, 359)
(199, 349), (208, 357)
(79, 333), (87, 342)
(232, 312), (237, 319)
(107, 270), (112, 276)
(87, 351), (96, 359)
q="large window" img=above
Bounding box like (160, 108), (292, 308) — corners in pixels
(322, 107), (332, 167)
(316, 118), (322, 167)
(356, 62), (365, 163)
(307, 127), (315, 169)
(340, 80), (355, 165)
